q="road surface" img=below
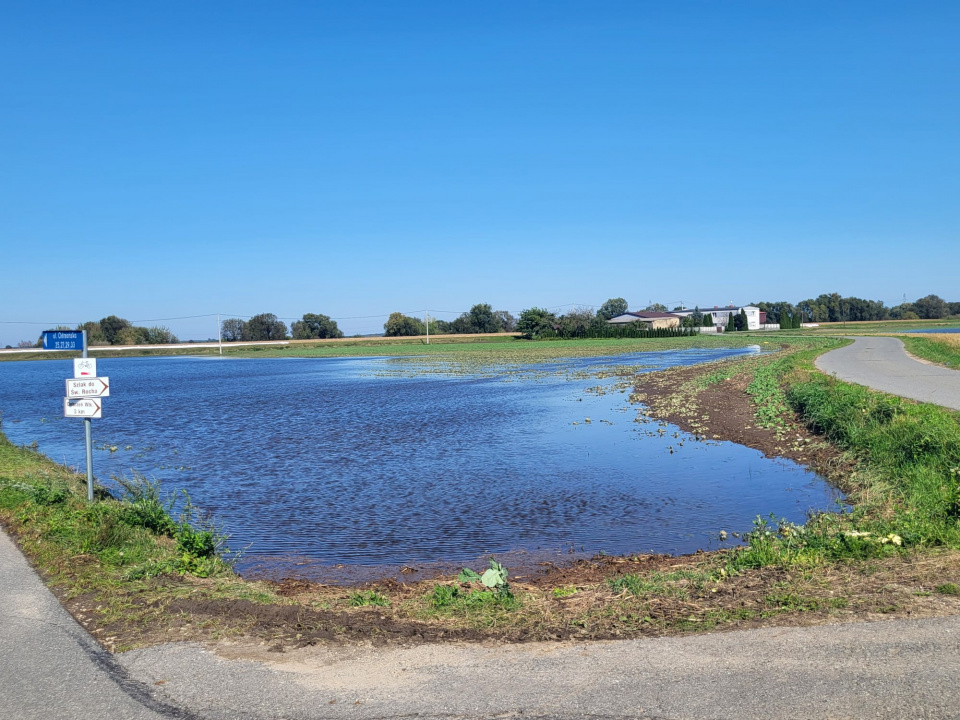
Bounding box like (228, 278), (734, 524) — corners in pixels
(816, 336), (960, 411)
(3, 526), (960, 719)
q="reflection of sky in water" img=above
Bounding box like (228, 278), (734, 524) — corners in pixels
(0, 349), (842, 568)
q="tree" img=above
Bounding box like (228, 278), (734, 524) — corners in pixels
(468, 303), (502, 334)
(245, 313), (288, 341)
(558, 307), (595, 337)
(384, 312), (424, 336)
(597, 298), (629, 321)
(725, 313), (736, 332)
(914, 295), (949, 320)
(689, 306), (703, 326)
(114, 326), (149, 345)
(75, 321), (108, 345)
(703, 312), (714, 327)
(733, 308), (748, 331)
(291, 313), (343, 339)
(99, 315), (132, 345)
(516, 307), (558, 339)
(144, 326), (178, 344)
(495, 310), (516, 333)
(949, 302), (960, 317)
(646, 303), (667, 312)
(221, 318), (246, 342)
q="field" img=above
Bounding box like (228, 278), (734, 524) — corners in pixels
(2, 335), (960, 651)
(901, 334), (960, 369)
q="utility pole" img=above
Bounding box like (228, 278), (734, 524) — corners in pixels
(425, 310), (429, 344)
(217, 314), (222, 356)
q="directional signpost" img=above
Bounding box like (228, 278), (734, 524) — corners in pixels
(66, 377), (110, 398)
(63, 398), (103, 418)
(40, 330), (109, 502)
(42, 331), (84, 351)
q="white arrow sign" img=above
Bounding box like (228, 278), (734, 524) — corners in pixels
(66, 377), (110, 398)
(64, 398), (102, 419)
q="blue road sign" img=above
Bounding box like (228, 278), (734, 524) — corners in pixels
(42, 331), (84, 351)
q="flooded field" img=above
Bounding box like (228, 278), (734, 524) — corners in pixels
(0, 348), (842, 573)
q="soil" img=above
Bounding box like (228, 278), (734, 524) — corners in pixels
(631, 361), (853, 481)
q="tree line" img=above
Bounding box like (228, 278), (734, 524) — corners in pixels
(753, 294), (959, 325)
(219, 313), (344, 342)
(32, 316), (179, 347)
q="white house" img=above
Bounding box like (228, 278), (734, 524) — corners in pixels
(672, 306), (762, 330)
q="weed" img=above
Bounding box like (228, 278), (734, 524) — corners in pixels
(349, 591), (390, 607)
(935, 583), (960, 595)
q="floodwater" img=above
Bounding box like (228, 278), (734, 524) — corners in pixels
(905, 327), (960, 333)
(0, 349), (842, 572)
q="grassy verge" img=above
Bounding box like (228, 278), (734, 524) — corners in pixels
(901, 335), (960, 369)
(1, 337), (960, 650)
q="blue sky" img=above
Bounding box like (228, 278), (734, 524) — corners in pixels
(2, 1), (958, 343)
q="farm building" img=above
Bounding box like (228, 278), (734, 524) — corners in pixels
(606, 311), (681, 330)
(672, 306), (763, 330)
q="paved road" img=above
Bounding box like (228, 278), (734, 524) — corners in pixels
(4, 526), (960, 719)
(0, 530), (194, 719)
(816, 336), (960, 411)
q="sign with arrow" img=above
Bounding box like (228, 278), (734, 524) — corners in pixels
(66, 377), (110, 398)
(63, 398), (102, 419)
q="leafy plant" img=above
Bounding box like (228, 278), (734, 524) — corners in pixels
(459, 558), (510, 593)
(349, 590), (390, 607)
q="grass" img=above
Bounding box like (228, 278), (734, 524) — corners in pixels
(902, 335), (960, 369)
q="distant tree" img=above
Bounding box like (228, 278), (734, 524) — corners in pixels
(75, 321), (108, 346)
(114, 326), (149, 345)
(734, 308), (748, 331)
(689, 306), (704, 326)
(725, 313), (736, 332)
(468, 303), (502, 334)
(432, 319), (452, 334)
(949, 302), (960, 317)
(597, 298), (629, 321)
(702, 313), (714, 327)
(558, 307), (595, 337)
(99, 315), (132, 345)
(221, 318), (246, 342)
(245, 313), (288, 341)
(384, 312), (424, 336)
(144, 326), (178, 344)
(516, 307), (558, 339)
(495, 310), (517, 333)
(291, 313), (343, 340)
(17, 340), (35, 348)
(646, 303), (668, 312)
(914, 294), (949, 320)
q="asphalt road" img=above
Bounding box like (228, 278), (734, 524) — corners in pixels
(4, 525), (960, 719)
(0, 529), (193, 720)
(816, 336), (960, 411)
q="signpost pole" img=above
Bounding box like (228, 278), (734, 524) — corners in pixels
(81, 330), (94, 501)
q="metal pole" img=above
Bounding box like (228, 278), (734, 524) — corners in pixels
(425, 309), (429, 344)
(217, 313), (222, 356)
(82, 330), (94, 502)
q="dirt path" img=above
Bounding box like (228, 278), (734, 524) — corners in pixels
(816, 336), (960, 411)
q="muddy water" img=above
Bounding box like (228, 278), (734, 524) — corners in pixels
(0, 349), (841, 572)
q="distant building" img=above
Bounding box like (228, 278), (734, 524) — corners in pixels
(607, 311), (681, 330)
(672, 306), (762, 330)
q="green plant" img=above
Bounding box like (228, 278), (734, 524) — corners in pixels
(936, 583), (960, 595)
(459, 558), (510, 593)
(349, 590), (390, 607)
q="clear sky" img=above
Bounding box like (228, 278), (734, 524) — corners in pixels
(2, 1), (958, 344)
